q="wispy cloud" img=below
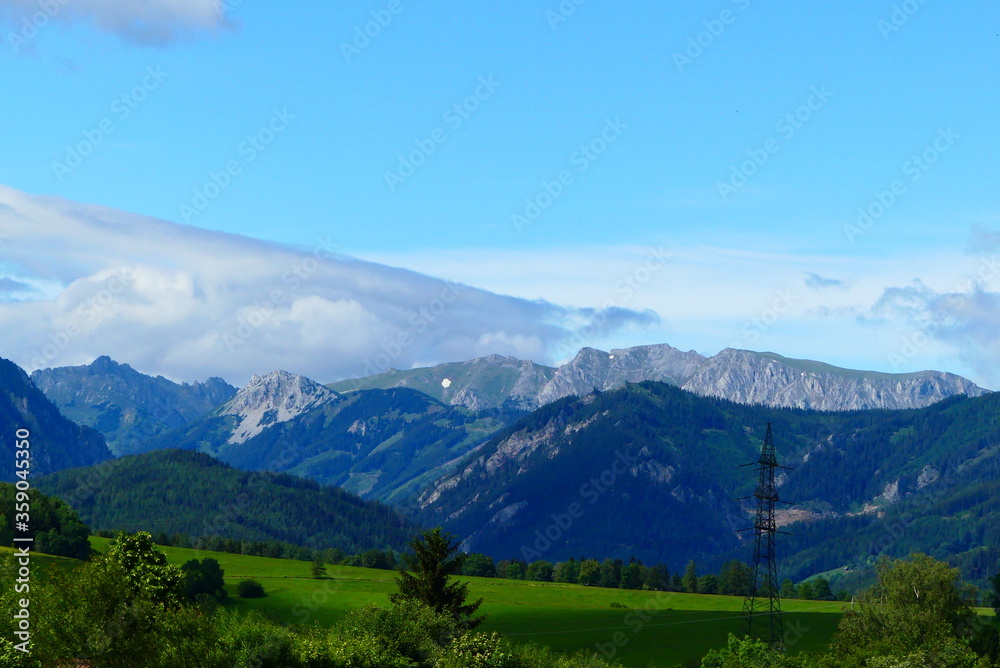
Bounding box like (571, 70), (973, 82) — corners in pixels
(0, 185), (657, 385)
(0, 277), (35, 292)
(0, 0), (229, 46)
(865, 241), (1000, 388)
(804, 272), (847, 290)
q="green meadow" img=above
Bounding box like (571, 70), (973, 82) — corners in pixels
(11, 538), (994, 665)
(86, 537), (845, 666)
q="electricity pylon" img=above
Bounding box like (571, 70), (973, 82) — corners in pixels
(738, 423), (793, 649)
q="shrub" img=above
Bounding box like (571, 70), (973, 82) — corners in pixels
(237, 579), (266, 598)
(214, 610), (296, 668)
(434, 632), (520, 668)
(700, 634), (812, 668)
(0, 638), (42, 668)
(328, 600), (458, 665)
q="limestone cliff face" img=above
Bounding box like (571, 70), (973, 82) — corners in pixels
(536, 344), (706, 405)
(677, 349), (987, 411)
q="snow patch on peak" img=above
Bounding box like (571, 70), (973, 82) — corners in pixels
(220, 370), (338, 444)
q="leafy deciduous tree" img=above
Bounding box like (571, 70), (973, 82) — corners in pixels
(698, 574), (719, 595)
(619, 560), (645, 590)
(181, 558), (226, 601)
(831, 553), (978, 662)
(525, 560), (553, 582)
(812, 576), (833, 601)
(462, 553), (496, 578)
(553, 558), (579, 584)
(578, 559), (600, 587)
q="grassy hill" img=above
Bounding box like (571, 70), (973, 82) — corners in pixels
(327, 355), (555, 410)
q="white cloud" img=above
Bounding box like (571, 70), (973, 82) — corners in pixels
(0, 185), (658, 385)
(0, 0), (228, 45)
(866, 251), (1000, 389)
(362, 241), (1000, 388)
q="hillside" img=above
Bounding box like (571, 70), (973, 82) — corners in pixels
(142, 380), (516, 503)
(35, 449), (417, 554)
(770, 390), (1000, 588)
(0, 357), (111, 478)
(31, 355), (236, 455)
(418, 381), (1000, 581)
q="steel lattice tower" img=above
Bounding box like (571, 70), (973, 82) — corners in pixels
(738, 423), (791, 649)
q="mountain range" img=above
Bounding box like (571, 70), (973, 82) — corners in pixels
(11, 345), (991, 494)
(330, 343), (988, 412)
(5, 344), (998, 589)
(31, 356), (235, 455)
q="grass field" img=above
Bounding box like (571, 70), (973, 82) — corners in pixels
(85, 537), (846, 665)
(15, 538), (996, 665)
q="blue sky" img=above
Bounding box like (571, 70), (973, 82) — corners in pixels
(1, 0), (999, 387)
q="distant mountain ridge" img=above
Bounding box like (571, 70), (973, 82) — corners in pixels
(17, 350), (1000, 590)
(32, 356), (236, 455)
(678, 348), (986, 411)
(331, 354), (555, 411)
(0, 357), (111, 478)
(330, 343), (987, 412)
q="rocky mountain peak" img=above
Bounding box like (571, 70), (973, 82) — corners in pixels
(220, 370), (339, 444)
(88, 355), (123, 373)
(536, 343), (707, 405)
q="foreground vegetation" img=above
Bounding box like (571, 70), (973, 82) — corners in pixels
(703, 555), (1000, 667)
(0, 531), (623, 667)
